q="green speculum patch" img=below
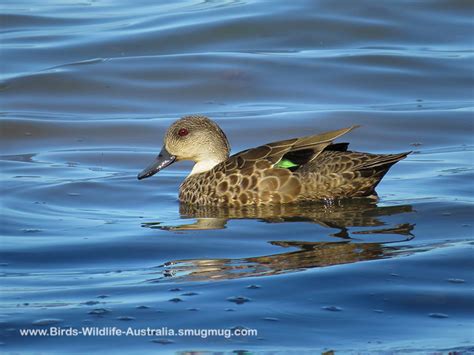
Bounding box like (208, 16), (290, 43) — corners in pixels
(274, 158), (299, 169)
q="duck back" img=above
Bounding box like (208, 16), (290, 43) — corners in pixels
(295, 150), (410, 200)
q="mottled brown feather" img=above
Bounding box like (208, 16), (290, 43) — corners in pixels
(176, 124), (408, 206)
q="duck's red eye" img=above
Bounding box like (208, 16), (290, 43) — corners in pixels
(178, 128), (189, 137)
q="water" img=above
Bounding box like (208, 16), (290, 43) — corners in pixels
(1, 0), (473, 353)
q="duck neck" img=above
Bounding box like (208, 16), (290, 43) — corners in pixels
(189, 158), (224, 176)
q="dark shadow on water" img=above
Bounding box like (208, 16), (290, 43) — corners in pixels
(144, 200), (416, 282)
(143, 199), (414, 235)
(148, 239), (416, 282)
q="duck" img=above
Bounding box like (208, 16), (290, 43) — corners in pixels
(138, 115), (410, 206)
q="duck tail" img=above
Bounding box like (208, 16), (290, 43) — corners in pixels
(357, 151), (411, 173)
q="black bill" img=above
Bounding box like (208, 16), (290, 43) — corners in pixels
(137, 147), (176, 180)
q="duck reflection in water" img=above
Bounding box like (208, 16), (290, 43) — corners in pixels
(144, 199), (416, 281)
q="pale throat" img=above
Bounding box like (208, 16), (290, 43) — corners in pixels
(189, 158), (222, 176)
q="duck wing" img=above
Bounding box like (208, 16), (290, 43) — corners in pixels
(228, 125), (358, 168)
(207, 126), (358, 204)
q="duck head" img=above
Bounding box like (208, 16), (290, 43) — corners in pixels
(137, 115), (231, 180)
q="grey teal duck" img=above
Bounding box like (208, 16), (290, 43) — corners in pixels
(138, 115), (410, 206)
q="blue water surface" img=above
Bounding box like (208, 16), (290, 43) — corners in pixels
(1, 0), (473, 353)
